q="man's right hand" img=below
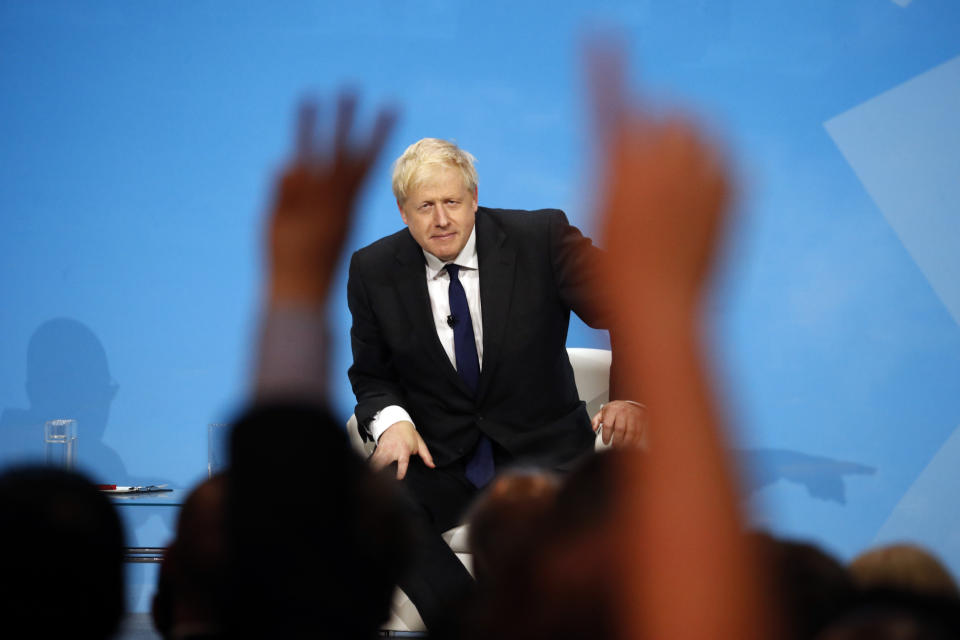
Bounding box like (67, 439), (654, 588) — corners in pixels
(369, 421), (436, 480)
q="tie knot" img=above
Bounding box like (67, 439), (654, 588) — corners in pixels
(446, 263), (461, 279)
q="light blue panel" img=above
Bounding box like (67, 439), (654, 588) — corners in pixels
(2, 0), (960, 612)
(872, 424), (960, 579)
(820, 53), (960, 577)
(825, 55), (960, 326)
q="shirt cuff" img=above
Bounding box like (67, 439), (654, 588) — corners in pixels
(369, 405), (414, 442)
(254, 304), (327, 401)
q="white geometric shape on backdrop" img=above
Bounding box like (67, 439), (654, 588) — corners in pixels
(824, 55), (960, 327)
(871, 423), (960, 583)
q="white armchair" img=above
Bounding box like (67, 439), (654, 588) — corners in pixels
(346, 346), (612, 633)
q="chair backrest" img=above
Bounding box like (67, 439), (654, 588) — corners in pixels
(346, 347), (612, 454)
(566, 347), (613, 450)
(565, 347), (612, 419)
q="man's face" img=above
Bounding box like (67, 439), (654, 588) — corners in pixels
(399, 166), (478, 262)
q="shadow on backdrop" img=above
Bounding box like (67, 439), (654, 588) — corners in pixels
(740, 448), (876, 505)
(0, 317), (128, 483)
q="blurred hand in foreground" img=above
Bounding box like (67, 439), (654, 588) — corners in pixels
(585, 42), (772, 640)
(588, 47), (730, 317)
(268, 94), (396, 305)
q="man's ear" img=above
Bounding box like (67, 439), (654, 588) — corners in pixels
(397, 200), (408, 225)
(472, 187), (479, 211)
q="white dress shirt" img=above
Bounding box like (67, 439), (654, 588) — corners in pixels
(368, 225), (483, 442)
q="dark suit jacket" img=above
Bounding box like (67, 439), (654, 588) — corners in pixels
(347, 207), (611, 470)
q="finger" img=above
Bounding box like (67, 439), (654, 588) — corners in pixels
(273, 167), (304, 211)
(358, 106), (398, 171)
(396, 454), (409, 480)
(611, 421), (626, 448)
(591, 409), (603, 432)
(602, 420), (613, 445)
(369, 447), (388, 470)
(334, 91), (358, 163)
(295, 100), (317, 163)
(584, 32), (628, 147)
(418, 443), (436, 469)
(416, 435), (436, 468)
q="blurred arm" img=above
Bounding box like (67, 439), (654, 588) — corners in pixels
(588, 46), (774, 640)
(253, 94), (395, 401)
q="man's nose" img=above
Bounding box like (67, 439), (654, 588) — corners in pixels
(434, 206), (450, 226)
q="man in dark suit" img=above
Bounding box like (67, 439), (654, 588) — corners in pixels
(347, 138), (644, 630)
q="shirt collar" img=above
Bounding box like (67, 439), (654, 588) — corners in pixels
(423, 224), (478, 279)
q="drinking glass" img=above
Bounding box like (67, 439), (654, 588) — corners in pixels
(44, 419), (78, 470)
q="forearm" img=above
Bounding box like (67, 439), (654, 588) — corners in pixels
(607, 331), (640, 403)
(615, 300), (770, 640)
(254, 304), (328, 402)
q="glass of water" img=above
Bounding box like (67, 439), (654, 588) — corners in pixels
(44, 419), (78, 470)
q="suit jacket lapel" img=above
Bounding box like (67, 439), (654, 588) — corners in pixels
(476, 209), (516, 403)
(394, 230), (472, 394)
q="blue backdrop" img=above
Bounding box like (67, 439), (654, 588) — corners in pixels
(2, 0), (959, 605)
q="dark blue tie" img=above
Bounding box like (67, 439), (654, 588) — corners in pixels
(446, 264), (494, 488)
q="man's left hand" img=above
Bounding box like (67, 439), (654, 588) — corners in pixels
(592, 400), (646, 448)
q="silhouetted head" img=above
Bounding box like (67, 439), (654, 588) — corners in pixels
(25, 318), (117, 439)
(467, 449), (631, 640)
(849, 543), (960, 601)
(0, 465), (125, 639)
(466, 468), (560, 586)
(816, 593), (960, 640)
(224, 402), (414, 639)
(152, 473), (229, 639)
(749, 531), (857, 640)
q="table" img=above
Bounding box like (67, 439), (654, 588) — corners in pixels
(110, 489), (186, 563)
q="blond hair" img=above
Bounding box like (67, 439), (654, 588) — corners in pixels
(391, 138), (478, 206)
(849, 543), (960, 599)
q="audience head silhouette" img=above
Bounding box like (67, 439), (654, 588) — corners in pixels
(223, 403), (414, 639)
(0, 466), (125, 640)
